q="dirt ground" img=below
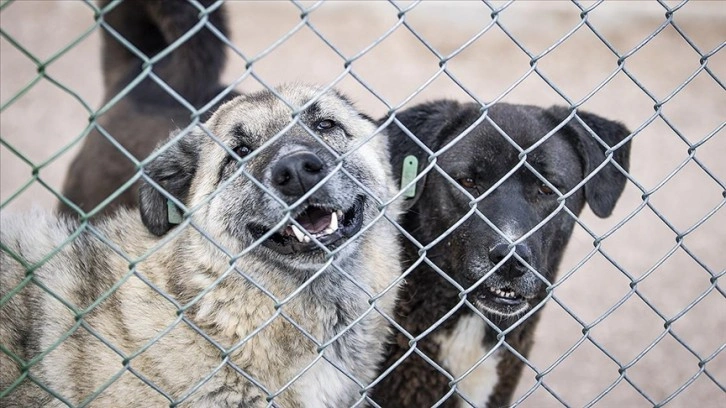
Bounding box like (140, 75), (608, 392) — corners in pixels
(1, 1), (724, 407)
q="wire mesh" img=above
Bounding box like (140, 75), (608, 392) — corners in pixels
(1, 0), (724, 407)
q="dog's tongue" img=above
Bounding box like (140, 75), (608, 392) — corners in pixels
(296, 207), (332, 234)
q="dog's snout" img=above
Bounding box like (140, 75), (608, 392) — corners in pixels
(489, 243), (532, 278)
(272, 151), (326, 197)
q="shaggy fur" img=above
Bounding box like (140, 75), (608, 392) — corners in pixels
(372, 101), (632, 407)
(1, 85), (402, 407)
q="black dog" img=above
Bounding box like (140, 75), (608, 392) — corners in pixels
(60, 0), (239, 216)
(372, 101), (631, 407)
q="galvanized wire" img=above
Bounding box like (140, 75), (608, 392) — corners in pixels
(1, 0), (723, 407)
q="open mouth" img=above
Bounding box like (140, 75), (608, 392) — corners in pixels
(248, 195), (366, 254)
(475, 284), (529, 317)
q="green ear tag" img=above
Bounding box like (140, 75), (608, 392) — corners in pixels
(400, 155), (419, 199)
(167, 199), (183, 225)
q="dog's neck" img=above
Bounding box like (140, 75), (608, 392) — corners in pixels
(156, 229), (380, 343)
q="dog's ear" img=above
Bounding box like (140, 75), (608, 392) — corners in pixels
(546, 106), (632, 218)
(382, 100), (473, 209)
(139, 130), (201, 236)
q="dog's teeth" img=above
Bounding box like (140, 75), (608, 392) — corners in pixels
(489, 286), (516, 298)
(336, 210), (343, 218)
(303, 235), (311, 243)
(290, 225), (306, 243)
(323, 228), (334, 235)
(330, 212), (339, 232)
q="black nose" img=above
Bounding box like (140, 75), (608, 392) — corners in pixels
(488, 243), (533, 279)
(271, 151), (326, 197)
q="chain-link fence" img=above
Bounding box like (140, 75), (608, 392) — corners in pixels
(1, 0), (724, 407)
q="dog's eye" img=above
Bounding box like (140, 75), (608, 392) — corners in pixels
(234, 145), (252, 159)
(316, 119), (336, 131)
(458, 178), (477, 189)
(538, 182), (556, 195)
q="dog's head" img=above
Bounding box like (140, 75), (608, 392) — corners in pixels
(138, 85), (396, 266)
(387, 101), (631, 319)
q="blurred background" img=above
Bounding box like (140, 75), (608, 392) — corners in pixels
(1, 1), (724, 406)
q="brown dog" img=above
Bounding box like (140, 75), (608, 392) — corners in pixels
(60, 0), (239, 216)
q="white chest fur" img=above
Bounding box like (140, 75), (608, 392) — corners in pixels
(434, 314), (501, 408)
(296, 357), (354, 408)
